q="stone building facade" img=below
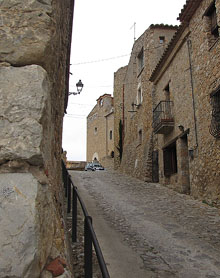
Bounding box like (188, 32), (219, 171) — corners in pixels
(114, 0), (220, 206)
(87, 94), (114, 168)
(0, 1), (75, 277)
(114, 25), (177, 181)
(150, 0), (220, 206)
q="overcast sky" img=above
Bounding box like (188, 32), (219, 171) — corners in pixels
(62, 0), (186, 161)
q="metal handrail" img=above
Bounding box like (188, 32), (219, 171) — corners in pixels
(153, 100), (174, 129)
(61, 160), (110, 278)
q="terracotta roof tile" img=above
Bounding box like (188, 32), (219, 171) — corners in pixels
(149, 24), (178, 30)
(177, 0), (203, 22)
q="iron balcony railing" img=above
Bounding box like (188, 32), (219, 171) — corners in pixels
(153, 101), (174, 134)
(61, 160), (110, 278)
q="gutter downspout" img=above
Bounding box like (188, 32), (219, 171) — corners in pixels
(105, 116), (108, 156)
(187, 39), (199, 150)
(122, 84), (125, 146)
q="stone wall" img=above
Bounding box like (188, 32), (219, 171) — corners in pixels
(113, 66), (127, 169)
(87, 94), (114, 168)
(114, 26), (177, 181)
(0, 0), (74, 277)
(150, 0), (220, 206)
(187, 0), (220, 205)
(66, 161), (87, 171)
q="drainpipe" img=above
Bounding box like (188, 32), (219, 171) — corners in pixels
(105, 116), (108, 156)
(122, 84), (125, 146)
(187, 39), (199, 150)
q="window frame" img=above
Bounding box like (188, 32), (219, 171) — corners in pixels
(159, 36), (165, 44)
(138, 129), (142, 145)
(137, 85), (143, 106)
(204, 1), (219, 39)
(137, 48), (144, 73)
(109, 130), (113, 140)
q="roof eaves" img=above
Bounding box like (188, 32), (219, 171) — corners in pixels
(150, 24), (179, 30)
(96, 93), (112, 102)
(177, 0), (203, 23)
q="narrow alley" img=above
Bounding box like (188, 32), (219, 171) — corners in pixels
(70, 170), (220, 278)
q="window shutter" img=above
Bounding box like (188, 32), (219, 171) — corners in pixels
(211, 9), (218, 33)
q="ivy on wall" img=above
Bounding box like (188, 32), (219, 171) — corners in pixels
(117, 119), (123, 161)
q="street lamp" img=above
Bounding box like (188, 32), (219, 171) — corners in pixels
(69, 80), (84, 95)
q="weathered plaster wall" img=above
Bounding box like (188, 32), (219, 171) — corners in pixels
(0, 0), (74, 277)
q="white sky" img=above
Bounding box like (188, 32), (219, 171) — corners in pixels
(62, 0), (186, 161)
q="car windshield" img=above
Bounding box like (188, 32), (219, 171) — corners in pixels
(93, 163), (101, 167)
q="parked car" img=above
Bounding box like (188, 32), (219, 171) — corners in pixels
(92, 162), (104, 170)
(85, 162), (95, 171)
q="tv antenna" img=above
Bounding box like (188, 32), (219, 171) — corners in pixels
(130, 22), (136, 42)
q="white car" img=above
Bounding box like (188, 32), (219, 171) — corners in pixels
(92, 163), (104, 170)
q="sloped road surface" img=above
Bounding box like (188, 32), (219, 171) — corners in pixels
(70, 170), (220, 278)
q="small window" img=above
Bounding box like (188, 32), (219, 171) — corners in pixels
(163, 142), (177, 177)
(138, 129), (142, 145)
(159, 36), (165, 44)
(100, 99), (104, 106)
(137, 48), (144, 72)
(209, 86), (220, 138)
(164, 83), (170, 101)
(205, 1), (219, 38)
(110, 130), (113, 140)
(94, 127), (97, 134)
(137, 87), (143, 105)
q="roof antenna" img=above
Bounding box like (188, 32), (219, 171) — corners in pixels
(130, 22), (136, 42)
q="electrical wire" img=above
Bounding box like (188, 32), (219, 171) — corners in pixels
(71, 44), (167, 66)
(71, 54), (130, 65)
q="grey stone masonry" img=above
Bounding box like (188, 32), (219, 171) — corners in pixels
(0, 65), (50, 165)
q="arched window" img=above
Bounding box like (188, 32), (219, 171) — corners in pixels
(138, 129), (142, 145)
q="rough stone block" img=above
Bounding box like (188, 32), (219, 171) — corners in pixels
(0, 173), (42, 277)
(0, 65), (51, 165)
(0, 0), (53, 65)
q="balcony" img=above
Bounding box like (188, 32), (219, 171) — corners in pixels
(153, 101), (174, 134)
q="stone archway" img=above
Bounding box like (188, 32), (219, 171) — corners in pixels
(92, 152), (99, 162)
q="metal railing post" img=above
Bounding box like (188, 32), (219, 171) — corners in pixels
(67, 175), (71, 213)
(84, 216), (93, 278)
(65, 168), (68, 197)
(61, 160), (110, 278)
(72, 185), (77, 242)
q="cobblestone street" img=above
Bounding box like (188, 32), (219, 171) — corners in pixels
(70, 170), (220, 278)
